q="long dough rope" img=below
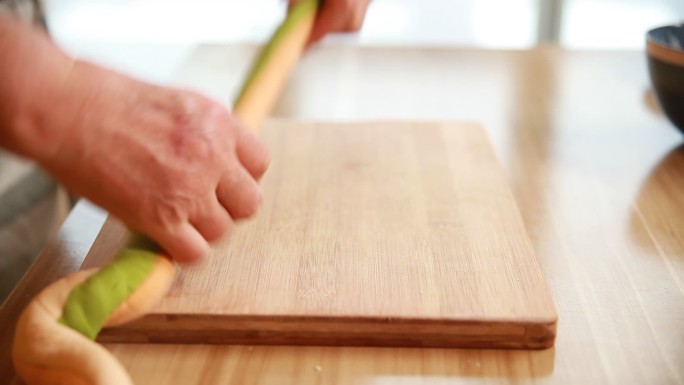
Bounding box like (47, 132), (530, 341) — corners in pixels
(12, 1), (318, 383)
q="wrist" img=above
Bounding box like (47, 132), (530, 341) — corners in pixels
(0, 17), (75, 162)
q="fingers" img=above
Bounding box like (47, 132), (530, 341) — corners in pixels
(348, 2), (369, 31)
(308, 3), (345, 45)
(190, 194), (233, 242)
(185, 119), (265, 257)
(217, 162), (264, 219)
(154, 166), (262, 263)
(235, 120), (271, 180)
(305, 0), (371, 45)
(149, 222), (210, 265)
(144, 179), (258, 264)
(142, 116), (265, 265)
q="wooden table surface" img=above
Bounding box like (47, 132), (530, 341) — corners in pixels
(2, 45), (683, 384)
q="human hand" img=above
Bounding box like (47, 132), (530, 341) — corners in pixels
(290, 0), (371, 45)
(31, 62), (269, 264)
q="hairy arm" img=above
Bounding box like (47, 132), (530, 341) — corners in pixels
(0, 16), (270, 263)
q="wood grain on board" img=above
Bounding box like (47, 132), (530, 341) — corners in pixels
(81, 121), (557, 349)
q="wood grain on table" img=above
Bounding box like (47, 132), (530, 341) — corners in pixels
(1, 46), (683, 384)
(83, 121), (556, 349)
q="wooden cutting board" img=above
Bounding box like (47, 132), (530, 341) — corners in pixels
(82, 121), (557, 349)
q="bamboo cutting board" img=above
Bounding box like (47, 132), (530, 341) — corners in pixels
(82, 121), (557, 349)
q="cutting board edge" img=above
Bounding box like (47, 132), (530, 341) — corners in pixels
(98, 313), (557, 350)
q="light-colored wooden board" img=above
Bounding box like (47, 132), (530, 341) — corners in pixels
(81, 120), (557, 349)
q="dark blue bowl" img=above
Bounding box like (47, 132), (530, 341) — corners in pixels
(647, 25), (684, 134)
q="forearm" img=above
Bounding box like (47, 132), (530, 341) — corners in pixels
(0, 16), (74, 161)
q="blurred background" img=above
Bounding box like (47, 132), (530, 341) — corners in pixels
(44, 0), (684, 81)
(1, 0), (683, 302)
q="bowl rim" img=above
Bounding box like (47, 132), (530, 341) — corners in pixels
(647, 25), (684, 67)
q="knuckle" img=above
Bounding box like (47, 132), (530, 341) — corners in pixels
(145, 193), (190, 230)
(171, 91), (205, 121)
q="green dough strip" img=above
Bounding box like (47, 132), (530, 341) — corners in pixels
(58, 236), (160, 339)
